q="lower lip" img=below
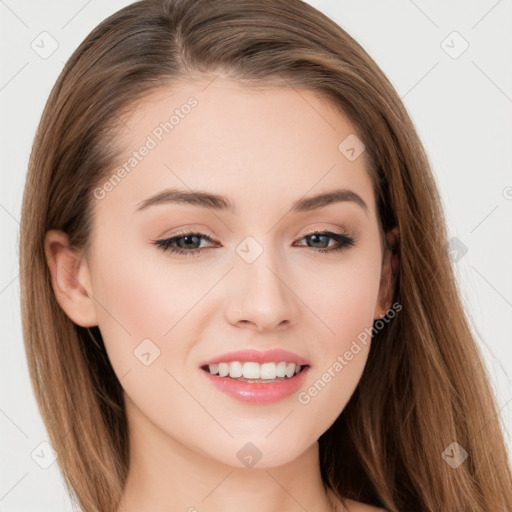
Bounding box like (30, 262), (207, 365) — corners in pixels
(201, 367), (310, 404)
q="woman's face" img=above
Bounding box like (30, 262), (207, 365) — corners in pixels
(79, 77), (390, 468)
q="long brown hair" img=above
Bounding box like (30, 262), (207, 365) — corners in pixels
(19, 1), (512, 510)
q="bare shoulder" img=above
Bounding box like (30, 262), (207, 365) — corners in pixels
(341, 497), (388, 512)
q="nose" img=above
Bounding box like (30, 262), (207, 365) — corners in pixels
(224, 248), (300, 332)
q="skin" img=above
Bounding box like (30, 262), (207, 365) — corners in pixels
(45, 76), (397, 512)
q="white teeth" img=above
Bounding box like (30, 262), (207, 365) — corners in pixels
(242, 362), (260, 379)
(218, 363), (229, 377)
(260, 362), (277, 380)
(276, 361), (287, 378)
(285, 363), (296, 378)
(207, 361), (303, 379)
(229, 361), (243, 378)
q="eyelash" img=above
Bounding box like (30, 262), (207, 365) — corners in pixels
(153, 229), (357, 257)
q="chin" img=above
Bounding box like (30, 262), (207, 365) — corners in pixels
(202, 433), (314, 470)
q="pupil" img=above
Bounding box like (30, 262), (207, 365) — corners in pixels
(181, 235), (199, 248)
(309, 234), (328, 248)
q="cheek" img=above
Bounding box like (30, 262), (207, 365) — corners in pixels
(301, 252), (382, 351)
(88, 249), (218, 453)
(86, 242), (177, 371)
(293, 253), (382, 434)
(90, 215), (211, 332)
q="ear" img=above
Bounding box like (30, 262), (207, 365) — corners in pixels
(374, 226), (399, 320)
(44, 229), (98, 327)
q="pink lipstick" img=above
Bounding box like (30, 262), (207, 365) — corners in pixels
(200, 349), (310, 404)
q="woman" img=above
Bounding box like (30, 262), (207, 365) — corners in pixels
(19, 0), (512, 511)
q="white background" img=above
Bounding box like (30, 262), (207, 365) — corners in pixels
(1, 1), (511, 510)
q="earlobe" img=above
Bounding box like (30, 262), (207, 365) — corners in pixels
(374, 226), (399, 319)
(44, 229), (98, 327)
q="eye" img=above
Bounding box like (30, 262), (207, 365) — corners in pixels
(153, 232), (217, 257)
(152, 229), (357, 258)
(294, 230), (357, 253)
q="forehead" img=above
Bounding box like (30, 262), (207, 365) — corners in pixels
(96, 77), (376, 218)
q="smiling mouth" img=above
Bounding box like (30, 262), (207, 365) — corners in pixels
(201, 361), (309, 383)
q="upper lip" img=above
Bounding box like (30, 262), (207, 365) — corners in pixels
(200, 349), (310, 367)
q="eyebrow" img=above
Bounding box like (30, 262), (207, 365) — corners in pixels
(135, 187), (368, 215)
